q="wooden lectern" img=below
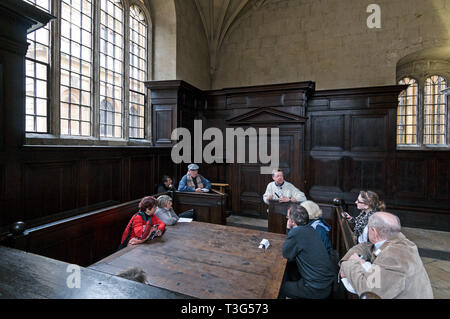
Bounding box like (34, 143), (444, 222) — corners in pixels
(173, 190), (227, 225)
(267, 200), (291, 234)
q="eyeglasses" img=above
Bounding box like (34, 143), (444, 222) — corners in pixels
(286, 215), (290, 220)
(355, 199), (366, 205)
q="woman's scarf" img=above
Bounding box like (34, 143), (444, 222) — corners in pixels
(353, 209), (376, 239)
(186, 174), (204, 190)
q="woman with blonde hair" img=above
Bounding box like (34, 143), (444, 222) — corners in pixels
(301, 201), (332, 254)
(341, 190), (386, 243)
(155, 195), (195, 225)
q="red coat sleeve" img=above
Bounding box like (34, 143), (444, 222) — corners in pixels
(152, 214), (166, 233)
(132, 215), (148, 240)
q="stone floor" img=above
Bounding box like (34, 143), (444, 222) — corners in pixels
(226, 215), (450, 299)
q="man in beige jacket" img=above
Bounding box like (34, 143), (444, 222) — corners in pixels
(339, 212), (433, 299)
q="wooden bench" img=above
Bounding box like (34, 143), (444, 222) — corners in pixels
(3, 199), (141, 267)
(3, 191), (227, 267)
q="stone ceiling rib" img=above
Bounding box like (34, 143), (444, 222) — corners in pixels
(194, 0), (270, 81)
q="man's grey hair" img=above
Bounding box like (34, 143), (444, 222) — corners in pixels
(288, 204), (309, 226)
(157, 195), (172, 208)
(368, 212), (401, 240)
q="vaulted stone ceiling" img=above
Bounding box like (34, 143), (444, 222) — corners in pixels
(194, 0), (271, 79)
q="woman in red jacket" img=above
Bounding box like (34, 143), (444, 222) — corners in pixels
(119, 196), (166, 248)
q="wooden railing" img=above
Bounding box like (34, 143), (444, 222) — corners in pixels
(332, 198), (357, 259)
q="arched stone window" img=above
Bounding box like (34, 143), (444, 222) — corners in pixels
(396, 48), (450, 149)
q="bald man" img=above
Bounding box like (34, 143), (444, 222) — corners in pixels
(339, 212), (433, 299)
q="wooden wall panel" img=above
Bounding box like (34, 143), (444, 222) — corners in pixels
(129, 156), (154, 199)
(236, 164), (271, 217)
(308, 156), (344, 200)
(22, 161), (78, 220)
(349, 158), (386, 196)
(393, 157), (428, 200)
(87, 159), (123, 205)
(311, 115), (345, 151)
(307, 86), (450, 230)
(153, 105), (175, 145)
(435, 159), (450, 201)
(350, 114), (388, 152)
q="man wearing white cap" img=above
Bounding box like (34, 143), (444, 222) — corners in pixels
(178, 164), (211, 193)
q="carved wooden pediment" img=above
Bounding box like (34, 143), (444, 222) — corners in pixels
(225, 107), (307, 125)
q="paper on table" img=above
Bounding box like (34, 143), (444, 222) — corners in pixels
(178, 218), (193, 223)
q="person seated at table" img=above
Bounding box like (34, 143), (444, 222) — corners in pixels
(263, 169), (307, 205)
(340, 190), (385, 243)
(279, 205), (335, 299)
(339, 212), (433, 299)
(155, 195), (195, 225)
(118, 196), (166, 249)
(301, 200), (332, 255)
(156, 175), (176, 194)
(178, 164), (211, 193)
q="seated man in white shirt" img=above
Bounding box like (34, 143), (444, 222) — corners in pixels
(263, 169), (307, 205)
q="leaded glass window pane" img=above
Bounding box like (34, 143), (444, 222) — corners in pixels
(424, 76), (447, 145)
(397, 78), (418, 145)
(60, 0), (92, 136)
(25, 0), (51, 133)
(129, 5), (147, 139)
(100, 0), (124, 138)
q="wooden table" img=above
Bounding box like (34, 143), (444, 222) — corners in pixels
(89, 221), (287, 299)
(0, 246), (188, 299)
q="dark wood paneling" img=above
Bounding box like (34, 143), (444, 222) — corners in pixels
(87, 159), (123, 205)
(307, 86), (450, 230)
(350, 114), (388, 152)
(153, 105), (175, 145)
(173, 191), (226, 225)
(393, 157), (428, 200)
(435, 159), (450, 201)
(129, 156), (154, 199)
(349, 158), (386, 196)
(311, 115), (345, 151)
(309, 156), (344, 194)
(22, 161), (78, 220)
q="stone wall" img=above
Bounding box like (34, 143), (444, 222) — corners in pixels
(175, 0), (211, 90)
(148, 0), (177, 81)
(213, 0), (450, 90)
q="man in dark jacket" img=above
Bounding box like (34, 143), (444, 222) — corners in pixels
(279, 205), (335, 299)
(156, 175), (176, 194)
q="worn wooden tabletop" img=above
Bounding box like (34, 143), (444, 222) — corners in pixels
(0, 246), (188, 299)
(90, 221), (287, 299)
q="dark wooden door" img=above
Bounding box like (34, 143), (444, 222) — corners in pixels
(232, 126), (305, 218)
